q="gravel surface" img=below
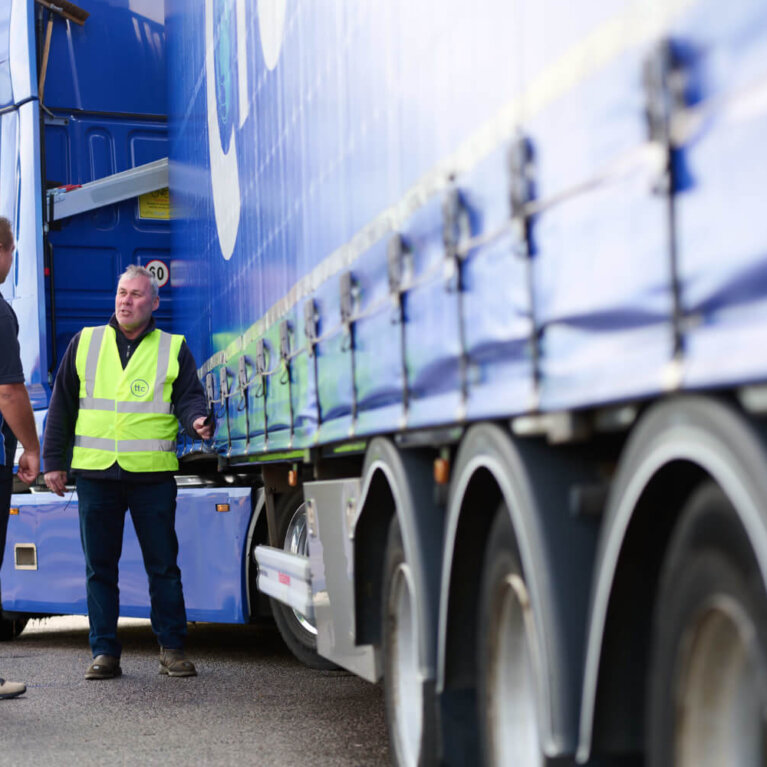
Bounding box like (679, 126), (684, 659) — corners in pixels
(0, 616), (389, 766)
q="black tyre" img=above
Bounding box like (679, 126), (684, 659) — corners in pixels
(0, 616), (27, 641)
(478, 504), (546, 767)
(382, 514), (435, 767)
(647, 481), (767, 767)
(269, 489), (338, 671)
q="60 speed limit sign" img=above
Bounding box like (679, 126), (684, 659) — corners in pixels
(145, 259), (170, 288)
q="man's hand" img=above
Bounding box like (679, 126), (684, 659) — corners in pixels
(44, 470), (68, 497)
(193, 415), (214, 441)
(17, 450), (39, 485)
(0, 383), (40, 477)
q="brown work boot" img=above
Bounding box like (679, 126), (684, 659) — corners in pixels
(85, 654), (122, 680)
(159, 647), (197, 677)
(0, 677), (25, 699)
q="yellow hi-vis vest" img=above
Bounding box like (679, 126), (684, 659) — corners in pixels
(71, 325), (184, 472)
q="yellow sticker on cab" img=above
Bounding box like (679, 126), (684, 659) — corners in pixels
(138, 188), (172, 220)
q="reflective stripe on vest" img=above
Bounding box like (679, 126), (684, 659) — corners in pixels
(78, 398), (173, 414)
(71, 325), (184, 472)
(74, 435), (177, 453)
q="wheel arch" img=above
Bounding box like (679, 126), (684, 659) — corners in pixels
(438, 423), (599, 758)
(353, 463), (395, 649)
(353, 437), (444, 677)
(244, 487), (268, 619)
(578, 395), (767, 763)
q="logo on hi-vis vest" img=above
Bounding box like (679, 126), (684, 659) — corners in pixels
(130, 379), (150, 397)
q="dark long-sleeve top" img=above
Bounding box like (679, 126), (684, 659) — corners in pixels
(42, 315), (209, 483)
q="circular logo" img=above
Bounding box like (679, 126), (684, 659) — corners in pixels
(205, 0), (242, 261)
(214, 1), (236, 153)
(130, 379), (150, 398)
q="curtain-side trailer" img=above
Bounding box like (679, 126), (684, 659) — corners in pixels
(3, 0), (767, 765)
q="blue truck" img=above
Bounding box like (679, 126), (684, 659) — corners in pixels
(2, 0), (767, 764)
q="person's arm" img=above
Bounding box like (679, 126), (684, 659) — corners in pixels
(0, 383), (39, 483)
(0, 306), (39, 484)
(172, 341), (214, 440)
(0, 384), (39, 449)
(42, 335), (81, 495)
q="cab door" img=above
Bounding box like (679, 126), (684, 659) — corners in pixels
(0, 0), (47, 409)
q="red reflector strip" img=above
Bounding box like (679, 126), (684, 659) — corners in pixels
(278, 572), (291, 586)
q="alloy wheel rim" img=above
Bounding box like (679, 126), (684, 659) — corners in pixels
(674, 597), (766, 766)
(283, 501), (317, 635)
(390, 562), (422, 767)
(487, 573), (541, 766)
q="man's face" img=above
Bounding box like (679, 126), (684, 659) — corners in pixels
(0, 239), (15, 284)
(115, 275), (159, 334)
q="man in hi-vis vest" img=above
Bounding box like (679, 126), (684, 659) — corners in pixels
(42, 265), (213, 680)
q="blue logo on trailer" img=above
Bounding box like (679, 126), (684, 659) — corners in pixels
(205, 0), (287, 261)
(205, 0), (242, 261)
(213, 2), (236, 155)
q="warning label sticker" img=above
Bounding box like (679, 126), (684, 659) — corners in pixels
(138, 188), (172, 220)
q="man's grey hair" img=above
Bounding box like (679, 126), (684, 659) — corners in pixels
(119, 264), (159, 300)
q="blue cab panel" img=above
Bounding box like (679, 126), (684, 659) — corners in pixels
(42, 0), (166, 116)
(2, 0), (170, 408)
(41, 1), (171, 381)
(1, 487), (253, 623)
(44, 113), (171, 373)
(0, 2), (46, 408)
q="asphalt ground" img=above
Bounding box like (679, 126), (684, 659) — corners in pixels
(0, 616), (390, 766)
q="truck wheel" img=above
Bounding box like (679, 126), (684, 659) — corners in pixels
(478, 504), (544, 767)
(0, 616), (27, 641)
(270, 489), (338, 671)
(382, 514), (430, 767)
(382, 515), (423, 767)
(647, 482), (767, 767)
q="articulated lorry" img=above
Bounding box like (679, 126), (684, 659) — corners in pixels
(2, 0), (767, 764)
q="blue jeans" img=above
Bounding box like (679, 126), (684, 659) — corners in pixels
(76, 476), (187, 658)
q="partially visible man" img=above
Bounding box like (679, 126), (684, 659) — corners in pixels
(43, 265), (213, 680)
(0, 216), (40, 699)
